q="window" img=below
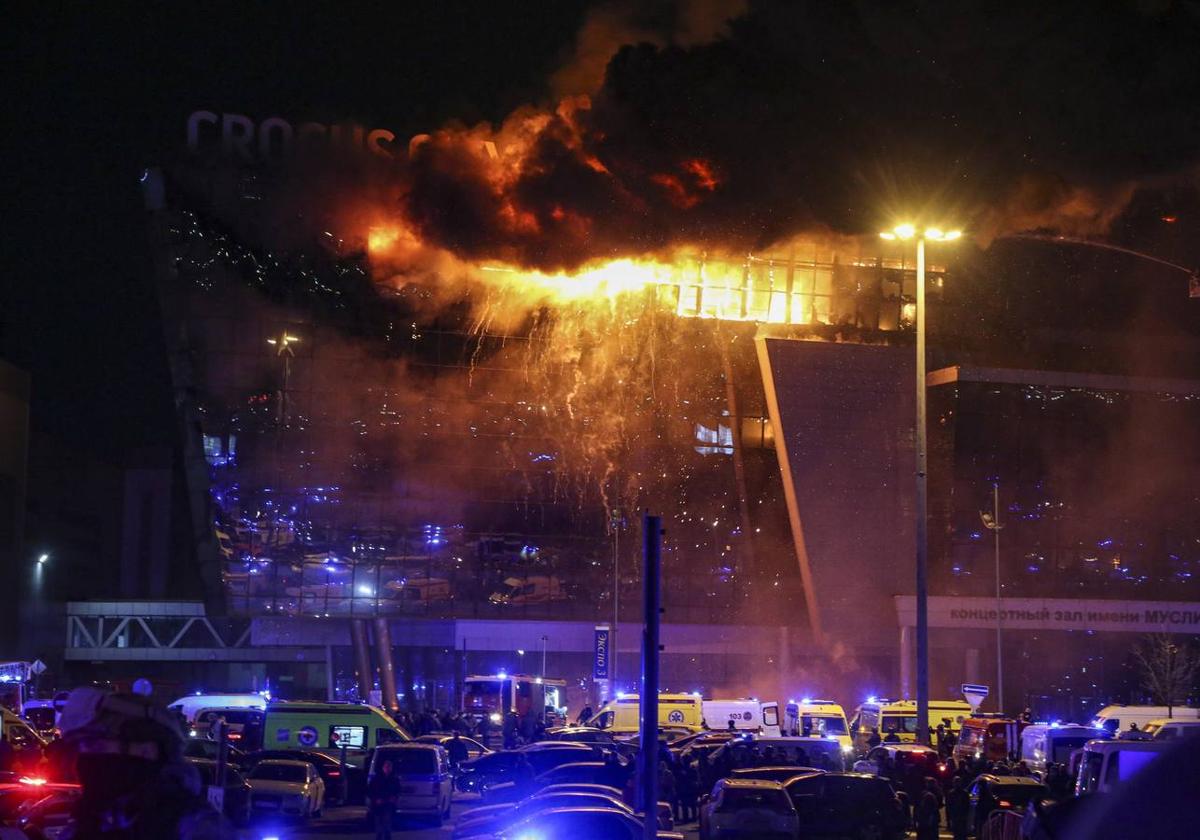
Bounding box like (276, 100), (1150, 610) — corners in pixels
(378, 748), (436, 775)
(330, 725), (366, 748)
(763, 706), (779, 728)
(377, 728), (405, 746)
(250, 763), (307, 783)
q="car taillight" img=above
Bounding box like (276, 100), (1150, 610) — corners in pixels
(998, 800), (1011, 808)
(327, 770), (340, 777)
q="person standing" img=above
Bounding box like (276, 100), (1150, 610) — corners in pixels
(447, 732), (469, 770)
(946, 776), (970, 840)
(915, 778), (942, 840)
(867, 727), (882, 749)
(576, 703), (593, 725)
(657, 760), (677, 825)
(368, 759), (400, 840)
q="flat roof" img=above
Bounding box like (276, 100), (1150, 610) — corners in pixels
(927, 365), (1200, 396)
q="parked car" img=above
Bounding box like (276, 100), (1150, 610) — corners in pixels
(13, 787), (81, 840)
(186, 758), (252, 825)
(0, 779), (80, 823)
(545, 726), (615, 745)
(698, 778), (798, 840)
(854, 743), (949, 782)
(454, 789), (669, 838)
(414, 733), (492, 759)
(245, 758), (325, 820)
(183, 738), (246, 768)
(243, 748), (356, 805)
(495, 806), (685, 839)
(967, 774), (1048, 835)
(783, 772), (908, 840)
(367, 743), (453, 826)
(729, 766), (823, 783)
(457, 742), (595, 795)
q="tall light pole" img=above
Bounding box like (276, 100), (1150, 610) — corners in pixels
(981, 484), (1005, 712)
(610, 508), (621, 697)
(880, 223), (961, 745)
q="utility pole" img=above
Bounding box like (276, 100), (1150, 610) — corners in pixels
(981, 483), (1005, 713)
(639, 513), (662, 840)
(611, 508), (621, 696)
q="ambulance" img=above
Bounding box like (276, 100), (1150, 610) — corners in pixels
(779, 699), (853, 753)
(850, 698), (973, 751)
(587, 692), (704, 734)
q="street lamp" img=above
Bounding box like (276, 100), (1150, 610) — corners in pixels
(981, 485), (1005, 713)
(880, 223), (962, 745)
(36, 554), (49, 565)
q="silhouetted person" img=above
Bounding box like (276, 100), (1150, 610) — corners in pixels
(368, 758), (400, 840)
(916, 777), (942, 840)
(868, 727), (882, 749)
(885, 727), (901, 743)
(946, 776), (970, 840)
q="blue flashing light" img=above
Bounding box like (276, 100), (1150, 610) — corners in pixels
(497, 671), (507, 680)
(867, 696), (878, 704)
(801, 697), (813, 705)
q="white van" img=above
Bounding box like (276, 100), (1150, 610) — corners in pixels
(1088, 704), (1200, 735)
(368, 743), (453, 826)
(1076, 739), (1171, 795)
(1144, 718), (1200, 741)
(1019, 724), (1109, 775)
(168, 693), (267, 724)
(702, 699), (763, 732)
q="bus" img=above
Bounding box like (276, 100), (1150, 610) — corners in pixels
(462, 674), (567, 725)
(262, 701), (410, 751)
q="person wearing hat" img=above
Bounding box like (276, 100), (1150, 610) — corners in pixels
(57, 687), (234, 839)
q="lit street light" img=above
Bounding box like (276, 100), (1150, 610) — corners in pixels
(36, 554), (49, 565)
(880, 223), (962, 745)
(981, 484), (1005, 712)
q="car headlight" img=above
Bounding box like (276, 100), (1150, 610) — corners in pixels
(841, 743), (853, 753)
(490, 713), (502, 723)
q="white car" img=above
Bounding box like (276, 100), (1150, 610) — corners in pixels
(699, 778), (798, 840)
(246, 758), (325, 820)
(369, 743), (454, 826)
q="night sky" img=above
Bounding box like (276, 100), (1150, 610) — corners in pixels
(4, 2), (591, 455)
(6, 1), (1199, 461)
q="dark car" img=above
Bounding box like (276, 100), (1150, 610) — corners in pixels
(14, 788), (81, 840)
(0, 780), (80, 822)
(482, 760), (634, 805)
(183, 738), (246, 767)
(243, 748), (357, 805)
(968, 774), (1048, 835)
(187, 758), (252, 825)
(454, 790), (644, 839)
(495, 806), (685, 840)
(785, 772), (908, 840)
(730, 766), (823, 783)
(544, 727), (615, 745)
(415, 733), (492, 759)
(456, 742), (594, 794)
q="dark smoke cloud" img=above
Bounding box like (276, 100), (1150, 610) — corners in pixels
(398, 0), (1200, 270)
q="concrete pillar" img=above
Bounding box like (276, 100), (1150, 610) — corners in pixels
(900, 624), (913, 700)
(373, 617), (399, 713)
(350, 619), (373, 702)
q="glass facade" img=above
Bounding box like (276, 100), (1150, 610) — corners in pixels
(930, 378), (1200, 598)
(156, 194), (932, 629)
